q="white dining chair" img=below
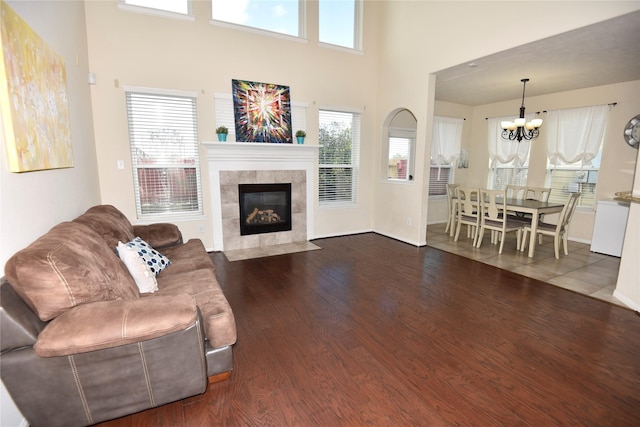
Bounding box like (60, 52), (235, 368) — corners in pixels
(476, 189), (523, 254)
(454, 187), (480, 246)
(520, 192), (581, 259)
(445, 183), (460, 236)
(526, 187), (551, 202)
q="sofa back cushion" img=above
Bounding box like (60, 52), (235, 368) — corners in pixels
(73, 205), (135, 249)
(4, 222), (139, 321)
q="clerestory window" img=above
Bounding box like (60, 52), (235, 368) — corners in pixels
(211, 0), (301, 38)
(319, 0), (362, 50)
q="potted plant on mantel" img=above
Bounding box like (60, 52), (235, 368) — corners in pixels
(295, 130), (306, 144)
(216, 126), (228, 142)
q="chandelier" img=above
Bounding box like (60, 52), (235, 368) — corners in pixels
(501, 78), (543, 142)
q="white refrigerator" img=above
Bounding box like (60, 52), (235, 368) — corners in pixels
(590, 200), (630, 257)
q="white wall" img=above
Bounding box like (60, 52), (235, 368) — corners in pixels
(83, 0), (382, 249)
(0, 1), (100, 425)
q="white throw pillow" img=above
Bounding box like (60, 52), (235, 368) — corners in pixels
(116, 241), (158, 293)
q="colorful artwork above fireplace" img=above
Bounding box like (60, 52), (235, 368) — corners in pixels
(232, 79), (292, 144)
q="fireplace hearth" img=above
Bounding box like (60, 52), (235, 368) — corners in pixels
(239, 183), (292, 236)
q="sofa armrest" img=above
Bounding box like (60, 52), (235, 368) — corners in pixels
(34, 294), (197, 357)
(132, 223), (183, 249)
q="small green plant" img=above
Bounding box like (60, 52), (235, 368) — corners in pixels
(295, 130), (306, 137)
(216, 126), (228, 134)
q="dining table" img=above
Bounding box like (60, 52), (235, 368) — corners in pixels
(450, 193), (565, 257)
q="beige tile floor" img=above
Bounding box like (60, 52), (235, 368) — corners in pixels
(426, 222), (624, 307)
(223, 241), (322, 262)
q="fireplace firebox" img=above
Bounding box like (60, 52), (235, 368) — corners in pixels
(238, 183), (292, 236)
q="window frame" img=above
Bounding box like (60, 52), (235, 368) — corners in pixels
(209, 0), (307, 42)
(318, 0), (363, 51)
(318, 108), (361, 207)
(124, 86), (204, 220)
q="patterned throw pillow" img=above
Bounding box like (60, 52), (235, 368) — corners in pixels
(125, 237), (171, 276)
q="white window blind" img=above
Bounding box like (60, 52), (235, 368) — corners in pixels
(428, 165), (451, 196)
(213, 93), (306, 141)
(126, 90), (203, 217)
(387, 135), (412, 180)
(319, 109), (360, 204)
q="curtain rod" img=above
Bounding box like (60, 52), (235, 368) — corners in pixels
(485, 102), (617, 120)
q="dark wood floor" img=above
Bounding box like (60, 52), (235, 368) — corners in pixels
(98, 233), (640, 426)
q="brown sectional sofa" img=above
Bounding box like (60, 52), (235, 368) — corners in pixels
(0, 205), (236, 427)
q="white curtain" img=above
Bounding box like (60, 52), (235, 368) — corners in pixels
(431, 116), (464, 165)
(487, 116), (532, 168)
(546, 104), (609, 166)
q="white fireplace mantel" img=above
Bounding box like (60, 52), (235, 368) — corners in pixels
(202, 142), (319, 251)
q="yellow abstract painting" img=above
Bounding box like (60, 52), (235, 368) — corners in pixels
(0, 1), (73, 172)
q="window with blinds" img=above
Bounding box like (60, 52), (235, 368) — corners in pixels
(213, 93), (307, 141)
(125, 90), (203, 218)
(319, 109), (360, 204)
(545, 148), (601, 208)
(387, 133), (414, 181)
(544, 105), (608, 208)
(429, 166), (451, 196)
(487, 164), (529, 190)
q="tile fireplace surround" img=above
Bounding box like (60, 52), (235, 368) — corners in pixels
(202, 142), (319, 251)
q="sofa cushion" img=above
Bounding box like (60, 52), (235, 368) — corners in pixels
(156, 269), (236, 348)
(159, 239), (215, 276)
(125, 237), (171, 276)
(34, 294), (197, 357)
(132, 223), (183, 250)
(4, 222), (139, 321)
(73, 205), (135, 249)
(116, 241), (158, 293)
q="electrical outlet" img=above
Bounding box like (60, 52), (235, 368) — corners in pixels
(406, 217), (412, 226)
(117, 160), (124, 170)
(197, 225), (205, 234)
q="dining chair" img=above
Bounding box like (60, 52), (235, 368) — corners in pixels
(520, 192), (581, 259)
(476, 189), (523, 254)
(454, 187), (480, 245)
(505, 185), (528, 200)
(526, 186), (551, 202)
(445, 183), (460, 236)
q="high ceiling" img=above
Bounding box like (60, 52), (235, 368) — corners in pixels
(434, 10), (640, 106)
